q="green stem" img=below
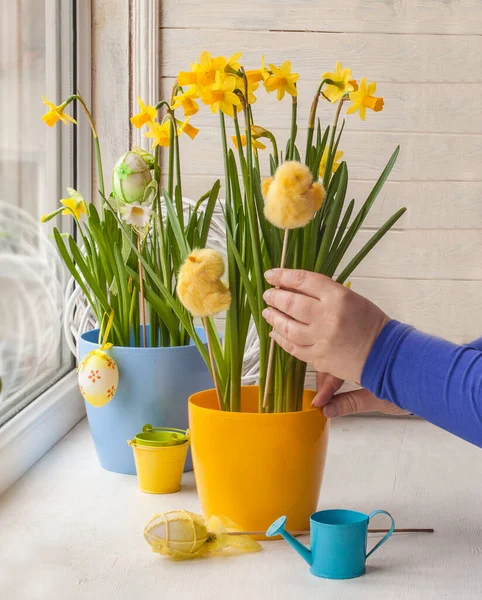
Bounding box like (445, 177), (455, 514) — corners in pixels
(154, 100), (171, 111)
(288, 94), (297, 160)
(170, 112), (184, 228)
(270, 134), (279, 167)
(220, 112), (235, 410)
(167, 119), (175, 199)
(323, 98), (346, 189)
(242, 101), (267, 411)
(247, 105), (261, 173)
(233, 113), (246, 175)
(305, 80), (324, 165)
(219, 112), (231, 205)
(75, 92), (105, 219)
(152, 148), (169, 287)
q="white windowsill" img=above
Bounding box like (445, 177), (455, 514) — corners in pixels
(0, 371), (85, 495)
(0, 415), (481, 599)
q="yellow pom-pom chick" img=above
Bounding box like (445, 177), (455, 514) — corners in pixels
(177, 248), (231, 317)
(263, 161), (325, 229)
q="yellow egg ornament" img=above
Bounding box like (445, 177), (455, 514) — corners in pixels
(144, 510), (261, 561)
(78, 351), (118, 408)
(78, 311), (119, 408)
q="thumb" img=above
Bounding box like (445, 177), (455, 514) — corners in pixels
(323, 389), (405, 418)
(312, 372), (344, 408)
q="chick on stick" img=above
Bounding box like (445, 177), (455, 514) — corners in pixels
(177, 249), (231, 409)
(262, 162), (325, 410)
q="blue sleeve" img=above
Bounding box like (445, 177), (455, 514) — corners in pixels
(466, 337), (482, 352)
(361, 320), (482, 447)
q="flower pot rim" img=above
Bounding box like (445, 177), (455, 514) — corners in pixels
(189, 385), (322, 418)
(79, 325), (209, 353)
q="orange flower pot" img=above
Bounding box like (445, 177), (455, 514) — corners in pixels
(189, 386), (329, 538)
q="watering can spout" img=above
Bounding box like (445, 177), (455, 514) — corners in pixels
(266, 516), (312, 566)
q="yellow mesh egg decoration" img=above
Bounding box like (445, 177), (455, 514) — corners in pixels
(144, 510), (261, 560)
(144, 510), (209, 558)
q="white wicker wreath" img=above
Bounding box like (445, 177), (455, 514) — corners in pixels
(63, 198), (260, 384)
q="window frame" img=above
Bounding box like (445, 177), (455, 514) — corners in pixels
(0, 0), (91, 494)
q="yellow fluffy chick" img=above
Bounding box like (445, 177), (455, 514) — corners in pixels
(263, 161), (325, 229)
(177, 248), (231, 317)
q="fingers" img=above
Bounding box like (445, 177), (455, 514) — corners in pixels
(263, 288), (317, 324)
(269, 330), (312, 363)
(262, 307), (313, 346)
(264, 268), (333, 300)
(312, 373), (344, 408)
(323, 389), (408, 418)
(323, 389), (380, 417)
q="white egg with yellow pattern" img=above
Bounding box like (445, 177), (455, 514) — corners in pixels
(78, 351), (119, 408)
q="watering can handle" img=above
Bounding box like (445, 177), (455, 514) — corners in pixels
(366, 510), (395, 559)
(142, 425), (188, 437)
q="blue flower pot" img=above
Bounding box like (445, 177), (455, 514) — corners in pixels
(78, 326), (213, 474)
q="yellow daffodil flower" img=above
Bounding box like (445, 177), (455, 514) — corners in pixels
(224, 52), (243, 72)
(231, 134), (266, 152)
(319, 147), (344, 178)
(178, 71), (198, 86)
(177, 119), (199, 140)
(130, 97), (157, 129)
(346, 77), (384, 121)
(171, 86), (200, 117)
(144, 121), (171, 148)
(245, 69), (264, 84)
(321, 62), (355, 103)
(264, 61), (299, 101)
(60, 197), (87, 220)
(260, 56), (271, 82)
(235, 76), (259, 104)
(195, 51), (227, 87)
(179, 51), (239, 89)
(41, 96), (77, 127)
(200, 72), (241, 118)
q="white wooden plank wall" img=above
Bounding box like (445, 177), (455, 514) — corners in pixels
(92, 0), (130, 195)
(159, 0), (482, 378)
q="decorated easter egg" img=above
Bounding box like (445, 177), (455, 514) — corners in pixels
(144, 511), (209, 558)
(78, 351), (118, 408)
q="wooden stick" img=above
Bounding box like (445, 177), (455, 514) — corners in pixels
(202, 316), (222, 411)
(137, 235), (147, 348)
(228, 528), (434, 536)
(263, 228), (290, 410)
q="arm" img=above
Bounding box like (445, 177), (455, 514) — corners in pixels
(466, 337), (482, 352)
(262, 268), (482, 448)
(361, 321), (482, 447)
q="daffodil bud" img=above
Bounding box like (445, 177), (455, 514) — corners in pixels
(112, 151), (153, 205)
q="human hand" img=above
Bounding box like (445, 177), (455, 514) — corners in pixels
(314, 375), (408, 417)
(312, 372), (344, 407)
(262, 268), (390, 383)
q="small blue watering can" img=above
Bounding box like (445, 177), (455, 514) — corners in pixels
(267, 509), (395, 580)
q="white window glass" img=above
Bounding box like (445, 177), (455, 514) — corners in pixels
(0, 0), (75, 425)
